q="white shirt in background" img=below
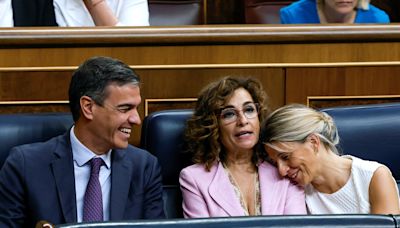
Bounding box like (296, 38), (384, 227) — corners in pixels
(0, 0), (13, 27)
(53, 0), (149, 26)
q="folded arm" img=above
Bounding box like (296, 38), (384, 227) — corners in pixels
(83, 0), (149, 26)
(83, 0), (118, 26)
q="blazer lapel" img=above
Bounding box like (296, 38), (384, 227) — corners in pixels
(51, 133), (77, 223)
(109, 149), (131, 220)
(259, 162), (281, 214)
(208, 162), (245, 216)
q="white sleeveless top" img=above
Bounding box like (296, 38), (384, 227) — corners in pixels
(53, 0), (149, 26)
(305, 155), (382, 214)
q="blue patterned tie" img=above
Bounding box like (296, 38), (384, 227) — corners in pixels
(83, 157), (104, 222)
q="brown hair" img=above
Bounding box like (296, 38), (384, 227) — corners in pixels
(184, 76), (269, 171)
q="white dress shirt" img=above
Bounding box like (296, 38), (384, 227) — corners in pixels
(70, 126), (112, 222)
(53, 0), (149, 26)
(0, 0), (13, 27)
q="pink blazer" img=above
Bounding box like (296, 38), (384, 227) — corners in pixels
(179, 161), (306, 218)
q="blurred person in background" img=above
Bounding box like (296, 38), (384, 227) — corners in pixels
(280, 0), (390, 24)
(54, 0), (149, 26)
(1, 0), (57, 27)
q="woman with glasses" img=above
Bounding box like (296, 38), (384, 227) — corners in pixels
(179, 76), (306, 218)
(261, 104), (399, 214)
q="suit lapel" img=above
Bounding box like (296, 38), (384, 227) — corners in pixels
(11, 0), (34, 26)
(51, 133), (77, 223)
(259, 162), (281, 214)
(109, 149), (131, 220)
(208, 162), (245, 216)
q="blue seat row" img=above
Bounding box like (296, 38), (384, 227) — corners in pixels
(57, 214), (400, 227)
(1, 102), (399, 220)
(140, 102), (400, 218)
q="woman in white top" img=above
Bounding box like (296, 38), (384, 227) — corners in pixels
(0, 0), (13, 27)
(260, 104), (399, 214)
(54, 0), (149, 26)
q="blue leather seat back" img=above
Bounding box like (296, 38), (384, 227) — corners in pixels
(394, 215), (400, 227)
(0, 113), (73, 169)
(140, 109), (193, 218)
(57, 214), (396, 227)
(321, 103), (400, 181)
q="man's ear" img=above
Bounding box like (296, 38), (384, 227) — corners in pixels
(80, 96), (95, 120)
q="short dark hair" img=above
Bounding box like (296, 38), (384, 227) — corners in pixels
(69, 56), (140, 121)
(184, 76), (269, 171)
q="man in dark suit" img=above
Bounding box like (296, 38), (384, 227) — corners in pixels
(12, 0), (58, 26)
(0, 56), (165, 227)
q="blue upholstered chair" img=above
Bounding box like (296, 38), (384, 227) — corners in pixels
(140, 109), (193, 218)
(0, 112), (73, 169)
(321, 102), (400, 184)
(57, 214), (397, 227)
(394, 215), (400, 226)
(139, 103), (400, 218)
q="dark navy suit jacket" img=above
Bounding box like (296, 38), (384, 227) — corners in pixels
(0, 132), (165, 227)
(12, 0), (58, 26)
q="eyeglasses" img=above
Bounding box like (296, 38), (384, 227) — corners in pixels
(219, 103), (259, 124)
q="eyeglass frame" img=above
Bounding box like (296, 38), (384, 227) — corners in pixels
(218, 102), (260, 125)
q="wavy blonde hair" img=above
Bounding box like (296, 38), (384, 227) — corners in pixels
(260, 104), (340, 155)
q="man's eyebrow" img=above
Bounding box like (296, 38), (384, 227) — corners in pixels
(115, 104), (137, 109)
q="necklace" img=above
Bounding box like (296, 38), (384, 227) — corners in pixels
(223, 164), (260, 215)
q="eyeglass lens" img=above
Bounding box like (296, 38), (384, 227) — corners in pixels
(220, 103), (258, 123)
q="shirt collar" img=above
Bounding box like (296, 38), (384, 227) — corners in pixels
(70, 126), (112, 168)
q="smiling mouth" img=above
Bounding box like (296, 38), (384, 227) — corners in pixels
(288, 171), (298, 180)
(119, 127), (131, 135)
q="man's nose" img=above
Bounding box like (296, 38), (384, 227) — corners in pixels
(128, 109), (141, 125)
